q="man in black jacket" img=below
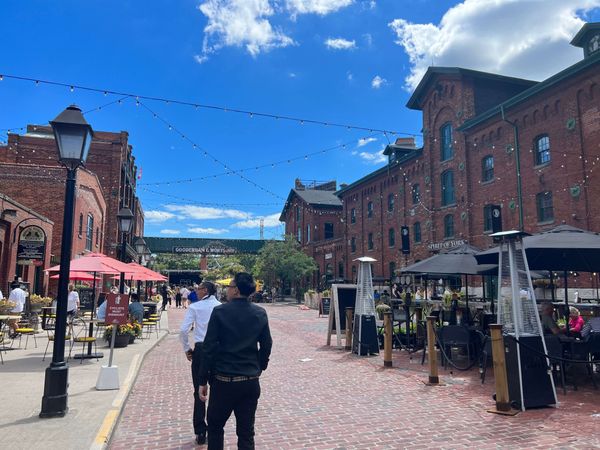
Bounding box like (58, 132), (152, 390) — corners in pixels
(199, 272), (272, 450)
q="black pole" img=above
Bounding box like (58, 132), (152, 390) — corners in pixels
(120, 234), (126, 294)
(564, 270), (570, 334)
(40, 167), (76, 418)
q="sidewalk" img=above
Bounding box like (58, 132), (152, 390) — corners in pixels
(111, 303), (600, 449)
(0, 313), (169, 450)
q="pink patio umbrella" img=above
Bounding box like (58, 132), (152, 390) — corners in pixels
(50, 271), (102, 281)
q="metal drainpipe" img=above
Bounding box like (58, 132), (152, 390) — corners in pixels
(500, 105), (524, 231)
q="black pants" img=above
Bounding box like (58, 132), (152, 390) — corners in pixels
(191, 342), (207, 436)
(207, 378), (260, 450)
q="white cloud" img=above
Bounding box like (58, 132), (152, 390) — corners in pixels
(347, 71), (354, 81)
(325, 37), (356, 50)
(197, 0), (295, 61)
(160, 229), (181, 235)
(287, 0), (353, 16)
(362, 32), (373, 47)
(389, 0), (600, 91)
(358, 150), (387, 164)
(145, 210), (175, 223)
(164, 204), (252, 220)
(188, 227), (230, 235)
(231, 213), (282, 229)
(357, 137), (377, 147)
(371, 75), (387, 89)
(289, 72), (297, 77)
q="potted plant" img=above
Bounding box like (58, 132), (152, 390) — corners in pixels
(104, 324), (136, 347)
(0, 300), (16, 315)
(29, 294), (53, 313)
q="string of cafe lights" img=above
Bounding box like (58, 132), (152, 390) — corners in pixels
(0, 73), (421, 137)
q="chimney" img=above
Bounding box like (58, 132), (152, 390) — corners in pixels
(295, 178), (305, 190)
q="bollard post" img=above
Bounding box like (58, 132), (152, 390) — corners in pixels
(383, 311), (393, 367)
(424, 316), (443, 386)
(345, 307), (354, 351)
(488, 324), (519, 415)
(415, 307), (423, 323)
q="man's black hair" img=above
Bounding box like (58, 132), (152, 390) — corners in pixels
(202, 281), (217, 296)
(233, 272), (256, 297)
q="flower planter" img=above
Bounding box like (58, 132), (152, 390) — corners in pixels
(128, 334), (135, 344)
(109, 334), (130, 348)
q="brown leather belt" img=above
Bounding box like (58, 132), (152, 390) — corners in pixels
(215, 374), (259, 382)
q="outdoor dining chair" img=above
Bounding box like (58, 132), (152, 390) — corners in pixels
(11, 317), (37, 350)
(68, 318), (99, 363)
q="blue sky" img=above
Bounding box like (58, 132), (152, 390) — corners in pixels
(1, 0), (599, 240)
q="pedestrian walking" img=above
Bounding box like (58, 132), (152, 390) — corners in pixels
(7, 281), (27, 337)
(175, 287), (183, 308)
(180, 281), (221, 445)
(199, 272), (272, 450)
(161, 283), (169, 311)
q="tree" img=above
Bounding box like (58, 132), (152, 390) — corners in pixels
(152, 254), (200, 272)
(253, 236), (316, 294)
(204, 256), (247, 281)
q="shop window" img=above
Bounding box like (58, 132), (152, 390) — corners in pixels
(324, 223), (334, 240)
(441, 170), (455, 206)
(412, 184), (420, 205)
(444, 214), (454, 238)
(534, 135), (550, 165)
(440, 123), (453, 161)
(414, 222), (422, 243)
(536, 191), (554, 222)
(482, 155), (494, 182)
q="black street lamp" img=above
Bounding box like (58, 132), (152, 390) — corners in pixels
(133, 236), (147, 299)
(40, 105), (93, 418)
(117, 207), (134, 294)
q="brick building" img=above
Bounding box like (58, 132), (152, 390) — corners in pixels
(0, 125), (144, 262)
(281, 22), (600, 288)
(0, 193), (53, 295)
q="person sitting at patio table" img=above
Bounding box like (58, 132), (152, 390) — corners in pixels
(564, 306), (585, 338)
(128, 297), (145, 323)
(541, 302), (566, 336)
(97, 299), (107, 321)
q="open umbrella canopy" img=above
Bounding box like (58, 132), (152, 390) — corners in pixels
(402, 244), (498, 275)
(46, 252), (134, 274)
(125, 262), (167, 281)
(50, 271), (102, 281)
(475, 225), (600, 272)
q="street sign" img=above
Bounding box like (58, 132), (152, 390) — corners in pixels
(105, 293), (129, 325)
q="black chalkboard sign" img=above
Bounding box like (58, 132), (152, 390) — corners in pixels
(333, 287), (356, 331)
(327, 284), (357, 347)
(319, 297), (331, 317)
(78, 288), (96, 312)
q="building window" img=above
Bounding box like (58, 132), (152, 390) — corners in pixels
(351, 208), (356, 224)
(78, 213), (83, 237)
(367, 202), (373, 218)
(324, 223), (334, 240)
(352, 265), (357, 282)
(534, 135), (550, 165)
(440, 123), (453, 161)
(338, 261), (344, 279)
(368, 233), (374, 250)
(414, 222), (422, 243)
(482, 155), (494, 182)
(86, 215), (94, 251)
(295, 205), (300, 222)
(297, 226), (301, 242)
(389, 261), (396, 279)
(483, 205), (494, 232)
(441, 170), (455, 206)
(351, 237), (356, 253)
(306, 224), (311, 243)
(412, 184), (420, 205)
(95, 227), (100, 247)
(387, 194), (395, 212)
(444, 214), (454, 238)
(536, 191), (554, 222)
(388, 228), (395, 247)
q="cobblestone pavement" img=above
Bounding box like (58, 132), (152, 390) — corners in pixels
(110, 304), (600, 449)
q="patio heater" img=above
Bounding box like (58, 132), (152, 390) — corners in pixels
(493, 230), (557, 410)
(352, 257), (379, 355)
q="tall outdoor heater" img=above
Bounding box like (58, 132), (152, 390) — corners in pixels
(40, 105), (93, 418)
(493, 230), (557, 410)
(352, 257), (379, 355)
(117, 207), (134, 294)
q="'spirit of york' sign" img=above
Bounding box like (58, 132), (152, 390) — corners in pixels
(427, 239), (466, 251)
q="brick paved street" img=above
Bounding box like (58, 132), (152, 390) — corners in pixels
(110, 304), (600, 449)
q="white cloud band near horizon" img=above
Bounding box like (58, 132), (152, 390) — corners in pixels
(389, 0), (600, 91)
(160, 229), (181, 235)
(232, 212), (282, 229)
(188, 227), (230, 235)
(325, 37), (356, 50)
(164, 204), (252, 220)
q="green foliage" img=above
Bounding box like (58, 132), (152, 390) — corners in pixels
(253, 235), (316, 289)
(152, 254), (200, 272)
(204, 255), (255, 281)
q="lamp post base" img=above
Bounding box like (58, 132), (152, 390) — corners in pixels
(40, 363), (69, 418)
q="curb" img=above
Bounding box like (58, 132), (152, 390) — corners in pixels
(90, 326), (170, 450)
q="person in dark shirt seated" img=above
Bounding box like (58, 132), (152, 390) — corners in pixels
(199, 272), (272, 450)
(128, 297), (145, 323)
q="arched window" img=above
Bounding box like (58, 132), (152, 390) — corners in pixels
(440, 123), (453, 161)
(387, 194), (394, 212)
(414, 222), (422, 243)
(534, 134), (550, 165)
(85, 214), (94, 251)
(368, 233), (374, 250)
(367, 201), (373, 218)
(444, 214), (454, 238)
(482, 155), (494, 182)
(388, 228), (395, 247)
(441, 170), (455, 206)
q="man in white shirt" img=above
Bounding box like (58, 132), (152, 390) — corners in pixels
(179, 281), (221, 445)
(67, 284), (80, 317)
(8, 282), (27, 336)
(180, 286), (190, 309)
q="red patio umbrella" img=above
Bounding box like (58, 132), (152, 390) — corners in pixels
(46, 252), (135, 275)
(50, 271), (102, 281)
